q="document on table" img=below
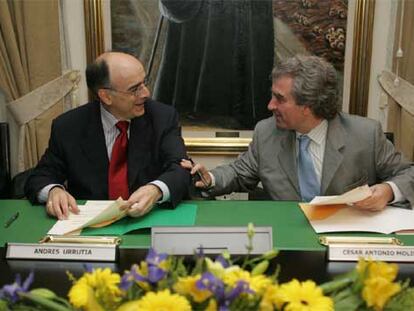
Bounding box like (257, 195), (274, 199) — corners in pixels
(47, 201), (198, 236)
(308, 184), (372, 205)
(299, 184), (414, 234)
(47, 200), (127, 235)
(300, 205), (414, 234)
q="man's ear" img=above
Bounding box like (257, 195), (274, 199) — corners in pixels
(302, 105), (312, 116)
(97, 89), (111, 105)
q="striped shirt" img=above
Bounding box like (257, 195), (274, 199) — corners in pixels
(296, 120), (328, 185)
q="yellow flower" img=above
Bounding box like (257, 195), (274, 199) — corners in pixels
(68, 279), (89, 308)
(356, 258), (369, 275)
(68, 268), (122, 310)
(68, 279), (104, 311)
(368, 262), (398, 282)
(174, 275), (212, 302)
(223, 267), (272, 294)
(356, 259), (398, 282)
(259, 284), (279, 311)
(205, 298), (218, 311)
(116, 300), (141, 311)
(275, 279), (334, 311)
(362, 277), (401, 311)
(135, 289), (191, 311)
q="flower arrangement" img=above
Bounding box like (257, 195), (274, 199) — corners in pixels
(1, 224), (414, 311)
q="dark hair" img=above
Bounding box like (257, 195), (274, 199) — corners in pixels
(272, 55), (339, 120)
(85, 59), (110, 95)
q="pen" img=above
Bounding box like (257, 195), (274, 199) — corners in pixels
(188, 158), (210, 188)
(4, 212), (19, 228)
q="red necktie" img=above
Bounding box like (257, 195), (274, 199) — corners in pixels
(108, 121), (129, 200)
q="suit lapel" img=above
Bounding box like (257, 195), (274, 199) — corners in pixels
(80, 104), (108, 176)
(128, 115), (152, 187)
(321, 116), (345, 194)
(277, 131), (300, 195)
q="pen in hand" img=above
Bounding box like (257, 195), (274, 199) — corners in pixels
(4, 212), (19, 228)
(188, 158), (210, 188)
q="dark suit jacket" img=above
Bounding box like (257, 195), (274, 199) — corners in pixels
(25, 100), (190, 207)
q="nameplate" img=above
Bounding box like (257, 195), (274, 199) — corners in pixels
(151, 226), (273, 255)
(328, 244), (414, 262)
(6, 243), (117, 262)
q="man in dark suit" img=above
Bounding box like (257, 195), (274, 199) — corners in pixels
(25, 52), (190, 219)
(182, 55), (414, 211)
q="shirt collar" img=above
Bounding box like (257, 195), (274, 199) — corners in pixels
(296, 119), (328, 146)
(100, 103), (130, 132)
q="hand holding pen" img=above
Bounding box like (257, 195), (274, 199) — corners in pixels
(180, 158), (212, 189)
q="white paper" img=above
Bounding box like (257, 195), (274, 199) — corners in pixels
(310, 206), (414, 234)
(309, 185), (372, 205)
(47, 200), (117, 235)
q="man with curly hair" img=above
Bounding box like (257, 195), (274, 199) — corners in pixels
(182, 55), (414, 211)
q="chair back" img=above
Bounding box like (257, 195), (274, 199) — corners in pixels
(0, 123), (10, 197)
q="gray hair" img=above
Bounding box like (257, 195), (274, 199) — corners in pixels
(272, 55), (339, 120)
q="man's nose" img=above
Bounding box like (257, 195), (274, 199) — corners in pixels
(139, 86), (150, 99)
(267, 97), (277, 111)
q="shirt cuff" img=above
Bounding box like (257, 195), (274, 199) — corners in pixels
(37, 184), (65, 203)
(208, 172), (216, 187)
(150, 180), (170, 203)
(200, 172), (216, 198)
(385, 181), (405, 203)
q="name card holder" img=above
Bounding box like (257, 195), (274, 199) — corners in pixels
(6, 242), (118, 262)
(151, 226), (273, 255)
(327, 244), (414, 262)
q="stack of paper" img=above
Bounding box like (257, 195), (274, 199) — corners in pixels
(299, 185), (414, 234)
(48, 200), (127, 235)
(47, 200), (198, 236)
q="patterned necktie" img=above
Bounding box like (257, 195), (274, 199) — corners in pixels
(298, 135), (320, 202)
(108, 121), (129, 200)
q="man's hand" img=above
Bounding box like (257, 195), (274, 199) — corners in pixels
(126, 184), (162, 217)
(46, 187), (79, 220)
(353, 183), (394, 212)
(180, 159), (212, 189)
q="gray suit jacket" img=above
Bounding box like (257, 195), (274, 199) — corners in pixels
(211, 113), (414, 205)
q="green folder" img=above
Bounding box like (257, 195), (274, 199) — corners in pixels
(81, 203), (197, 236)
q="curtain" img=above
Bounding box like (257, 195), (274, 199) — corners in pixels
(387, 0), (414, 161)
(0, 0), (62, 173)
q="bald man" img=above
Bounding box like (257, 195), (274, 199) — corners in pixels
(25, 52), (190, 219)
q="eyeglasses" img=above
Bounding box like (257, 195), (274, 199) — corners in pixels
(103, 77), (149, 97)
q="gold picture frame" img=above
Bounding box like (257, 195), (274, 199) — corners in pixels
(83, 0), (375, 155)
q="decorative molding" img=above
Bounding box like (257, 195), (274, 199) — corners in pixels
(349, 0), (376, 117)
(184, 137), (251, 155)
(83, 0), (105, 65)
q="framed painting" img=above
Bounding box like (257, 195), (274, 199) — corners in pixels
(84, 0), (374, 155)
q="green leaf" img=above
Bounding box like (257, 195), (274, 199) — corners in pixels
(0, 299), (10, 311)
(331, 287), (364, 311)
(384, 287), (414, 311)
(251, 260), (269, 276)
(18, 292), (74, 311)
(320, 277), (354, 294)
(29, 289), (57, 300)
